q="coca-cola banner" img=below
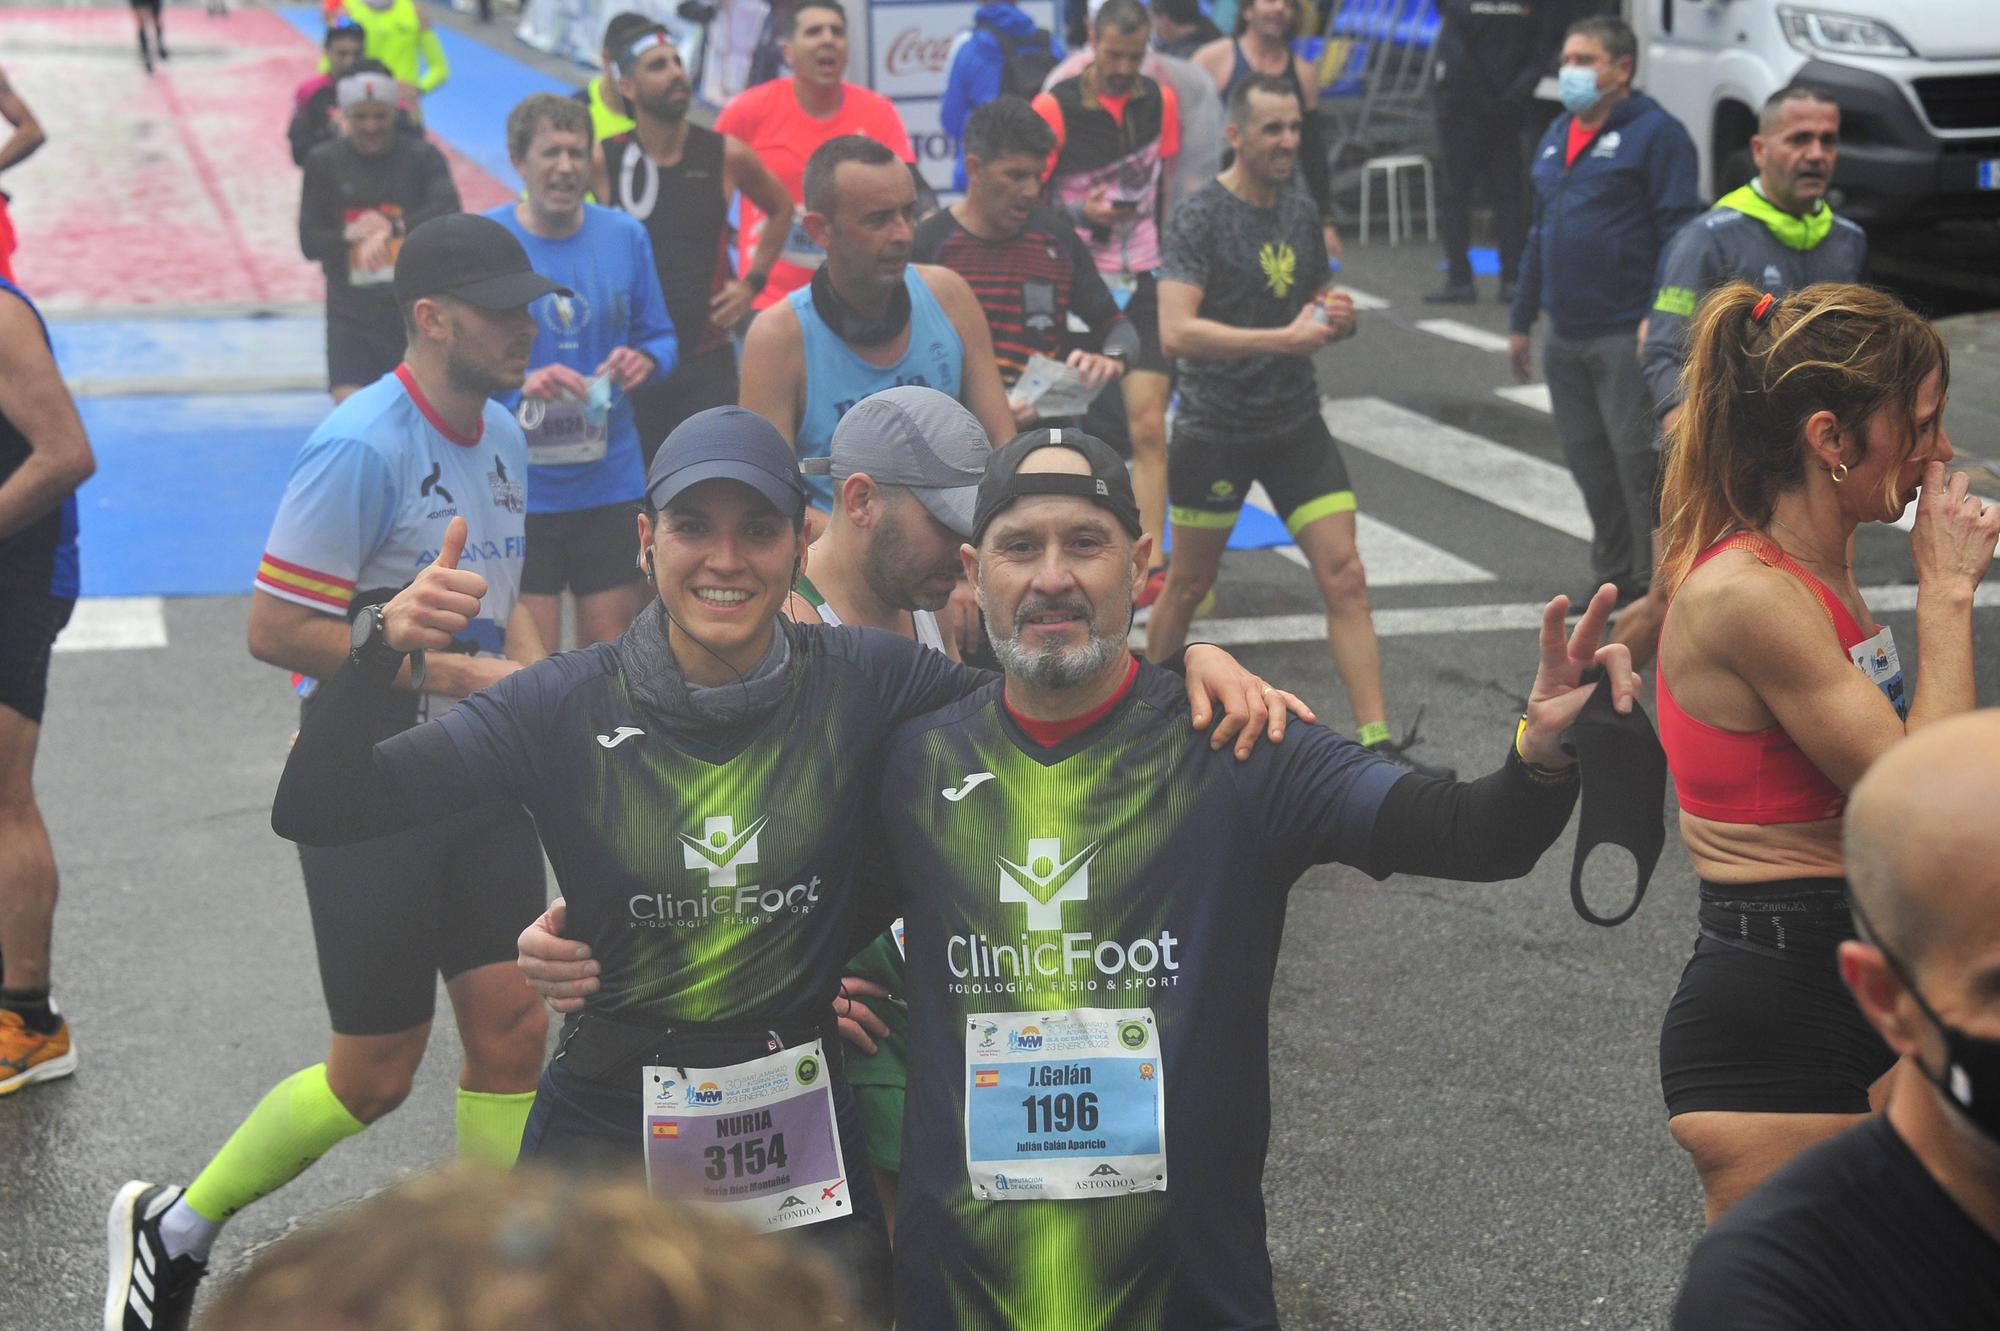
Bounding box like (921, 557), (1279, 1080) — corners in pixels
(865, 0), (1059, 100)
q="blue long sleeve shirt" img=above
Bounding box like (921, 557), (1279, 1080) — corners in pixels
(484, 203), (678, 513)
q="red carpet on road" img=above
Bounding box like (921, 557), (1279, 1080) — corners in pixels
(3, 7), (512, 310)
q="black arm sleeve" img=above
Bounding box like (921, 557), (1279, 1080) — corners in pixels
(270, 653), (479, 846)
(1364, 745), (1578, 882)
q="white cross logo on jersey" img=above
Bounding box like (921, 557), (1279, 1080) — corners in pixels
(996, 837), (1100, 931)
(680, 815), (767, 888)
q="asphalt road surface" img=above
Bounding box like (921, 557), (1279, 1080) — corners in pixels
(15, 227), (1999, 1330)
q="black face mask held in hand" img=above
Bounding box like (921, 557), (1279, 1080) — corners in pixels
(1559, 667), (1667, 927)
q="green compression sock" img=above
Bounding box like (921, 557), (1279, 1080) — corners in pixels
(183, 1063), (365, 1222)
(456, 1087), (537, 1167)
(1357, 720), (1392, 748)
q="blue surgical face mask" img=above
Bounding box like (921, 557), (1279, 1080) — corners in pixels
(584, 372), (615, 427)
(1558, 64), (1604, 115)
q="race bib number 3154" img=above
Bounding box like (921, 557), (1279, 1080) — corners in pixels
(965, 1007), (1167, 1202)
(642, 1040), (849, 1233)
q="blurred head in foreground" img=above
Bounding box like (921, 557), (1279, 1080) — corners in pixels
(197, 1167), (852, 1331)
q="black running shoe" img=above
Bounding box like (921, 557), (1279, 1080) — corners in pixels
(1366, 709), (1457, 781)
(106, 1182), (206, 1331)
(1421, 281), (1476, 305)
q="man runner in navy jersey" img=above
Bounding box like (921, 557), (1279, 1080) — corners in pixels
(262, 403), (1290, 1320)
(0, 273), (95, 1098)
(523, 425), (1640, 1326)
(593, 23), (796, 463)
(913, 97), (1133, 431)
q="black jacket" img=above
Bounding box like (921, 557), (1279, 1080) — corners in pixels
(1434, 0), (1555, 109)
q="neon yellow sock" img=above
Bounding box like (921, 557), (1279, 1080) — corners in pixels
(1357, 720), (1392, 748)
(183, 1063), (365, 1222)
(455, 1088), (537, 1167)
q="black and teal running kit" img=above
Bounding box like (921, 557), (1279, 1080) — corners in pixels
(879, 662), (1580, 1329)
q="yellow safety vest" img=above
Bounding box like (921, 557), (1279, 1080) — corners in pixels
(341, 0), (448, 98)
(586, 78), (635, 143)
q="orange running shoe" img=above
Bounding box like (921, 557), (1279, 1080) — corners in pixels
(0, 1009), (77, 1095)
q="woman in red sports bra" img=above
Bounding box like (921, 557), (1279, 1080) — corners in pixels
(1651, 281), (1998, 1223)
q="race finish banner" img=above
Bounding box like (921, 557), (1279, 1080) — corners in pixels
(515, 0), (1057, 190)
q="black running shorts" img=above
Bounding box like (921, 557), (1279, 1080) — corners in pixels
(300, 801), (547, 1036)
(521, 502), (644, 598)
(1120, 270), (1170, 376)
(632, 344), (740, 472)
(1168, 412), (1356, 538)
(1659, 931), (1894, 1117)
(325, 305), (405, 393)
(0, 584), (74, 725)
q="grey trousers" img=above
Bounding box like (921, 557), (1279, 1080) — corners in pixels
(1543, 325), (1660, 590)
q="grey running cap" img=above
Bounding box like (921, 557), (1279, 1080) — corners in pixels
(828, 387), (990, 539)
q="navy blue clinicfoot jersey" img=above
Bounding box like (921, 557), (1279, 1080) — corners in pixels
(879, 660), (1407, 1330)
(419, 623), (981, 1027)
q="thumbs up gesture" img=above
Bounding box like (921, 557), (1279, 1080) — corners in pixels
(382, 516), (489, 652)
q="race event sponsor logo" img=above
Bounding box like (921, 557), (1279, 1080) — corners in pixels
(627, 814), (823, 926)
(686, 1080), (725, 1107)
(951, 836), (1181, 995)
(883, 25), (953, 77)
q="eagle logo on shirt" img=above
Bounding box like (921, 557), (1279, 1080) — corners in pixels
(1259, 242), (1297, 298)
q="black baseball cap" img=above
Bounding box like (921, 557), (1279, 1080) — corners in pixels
(646, 406), (809, 522)
(393, 214), (571, 309)
(971, 427), (1143, 545)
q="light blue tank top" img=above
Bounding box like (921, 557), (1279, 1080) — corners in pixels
(790, 268), (964, 508)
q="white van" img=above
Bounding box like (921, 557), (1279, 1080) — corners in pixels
(1636, 1), (2000, 224)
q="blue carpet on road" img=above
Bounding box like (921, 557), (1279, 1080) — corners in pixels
(72, 392), (328, 598)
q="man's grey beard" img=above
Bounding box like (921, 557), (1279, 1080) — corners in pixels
(984, 591), (1128, 690)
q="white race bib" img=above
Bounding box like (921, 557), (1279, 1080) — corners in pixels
(641, 1040), (851, 1233)
(1848, 625), (1908, 720)
(964, 1007), (1167, 1202)
(518, 396), (608, 466)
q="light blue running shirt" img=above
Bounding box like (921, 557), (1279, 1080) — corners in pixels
(790, 267), (963, 509)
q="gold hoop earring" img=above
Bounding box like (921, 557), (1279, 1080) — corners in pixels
(1829, 462), (1849, 484)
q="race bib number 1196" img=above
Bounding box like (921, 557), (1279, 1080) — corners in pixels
(964, 1007), (1167, 1202)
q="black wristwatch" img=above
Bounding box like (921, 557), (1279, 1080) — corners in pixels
(349, 603), (425, 692)
(743, 269), (768, 295)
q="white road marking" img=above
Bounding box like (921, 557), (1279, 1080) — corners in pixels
(54, 597), (168, 652)
(1240, 484), (1494, 584)
(1156, 582), (2000, 644)
(1341, 286), (1390, 311)
(1322, 396), (1593, 541)
(1413, 318), (1513, 353)
(1494, 383), (1553, 414)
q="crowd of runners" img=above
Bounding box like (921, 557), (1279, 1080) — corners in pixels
(0, 0), (1996, 1327)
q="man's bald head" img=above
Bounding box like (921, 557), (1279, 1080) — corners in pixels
(1846, 711), (2000, 973)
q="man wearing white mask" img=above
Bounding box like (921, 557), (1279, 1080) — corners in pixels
(1505, 15), (1699, 612)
